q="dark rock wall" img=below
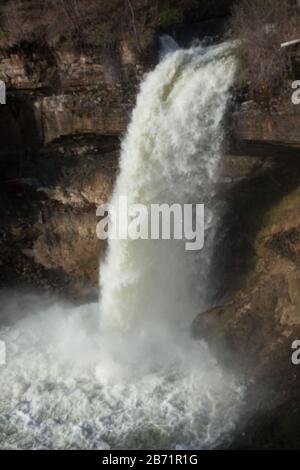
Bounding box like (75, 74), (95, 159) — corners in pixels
(1, 0), (300, 448)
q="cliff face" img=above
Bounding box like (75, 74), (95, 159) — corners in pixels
(0, 0), (234, 298)
(2, 39), (300, 301)
(193, 176), (300, 448)
(193, 95), (300, 448)
(1, 0), (300, 449)
(0, 43), (142, 299)
(0, 47), (139, 141)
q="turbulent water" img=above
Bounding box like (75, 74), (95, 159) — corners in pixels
(0, 42), (244, 450)
(100, 40), (236, 332)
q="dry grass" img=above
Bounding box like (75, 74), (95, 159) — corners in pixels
(0, 0), (205, 53)
(0, 0), (158, 52)
(230, 0), (300, 103)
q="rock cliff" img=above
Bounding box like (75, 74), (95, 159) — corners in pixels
(0, 1), (234, 298)
(0, 40), (143, 299)
(2, 0), (300, 449)
(193, 95), (300, 448)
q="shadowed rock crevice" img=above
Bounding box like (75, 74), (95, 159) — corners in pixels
(194, 148), (300, 449)
(211, 153), (300, 300)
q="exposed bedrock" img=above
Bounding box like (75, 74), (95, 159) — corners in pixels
(1, 32), (300, 310)
(0, 44), (138, 299)
(1, 0), (300, 449)
(193, 102), (300, 448)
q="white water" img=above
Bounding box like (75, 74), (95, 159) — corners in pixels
(100, 41), (235, 332)
(0, 42), (244, 450)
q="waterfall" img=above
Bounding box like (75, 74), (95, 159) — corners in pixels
(0, 42), (244, 451)
(100, 41), (236, 333)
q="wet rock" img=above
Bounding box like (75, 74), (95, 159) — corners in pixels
(193, 160), (300, 448)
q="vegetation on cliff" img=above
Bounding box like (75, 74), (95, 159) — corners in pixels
(0, 0), (231, 55)
(230, 0), (300, 104)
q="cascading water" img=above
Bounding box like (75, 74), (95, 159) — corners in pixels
(0, 42), (244, 450)
(100, 40), (236, 334)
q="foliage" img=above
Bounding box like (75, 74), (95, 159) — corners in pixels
(159, 7), (184, 28)
(89, 23), (115, 50)
(0, 0), (147, 51)
(0, 0), (229, 56)
(230, 0), (300, 103)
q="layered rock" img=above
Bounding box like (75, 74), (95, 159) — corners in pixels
(0, 0), (239, 297)
(0, 46), (140, 143)
(0, 0), (165, 300)
(193, 110), (300, 448)
(2, 1), (300, 447)
(0, 44), (137, 298)
(233, 99), (300, 149)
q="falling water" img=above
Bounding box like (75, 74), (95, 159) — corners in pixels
(100, 40), (236, 332)
(0, 42), (243, 450)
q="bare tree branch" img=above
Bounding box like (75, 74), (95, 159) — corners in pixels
(127, 0), (141, 51)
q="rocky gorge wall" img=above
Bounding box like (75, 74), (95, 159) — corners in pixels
(0, 39), (145, 299)
(194, 96), (300, 447)
(0, 0), (234, 299)
(1, 1), (300, 449)
(2, 34), (300, 301)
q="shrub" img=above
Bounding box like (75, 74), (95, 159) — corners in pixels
(159, 6), (184, 29)
(230, 0), (299, 103)
(0, 0), (197, 55)
(1, 0), (51, 47)
(89, 23), (115, 50)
